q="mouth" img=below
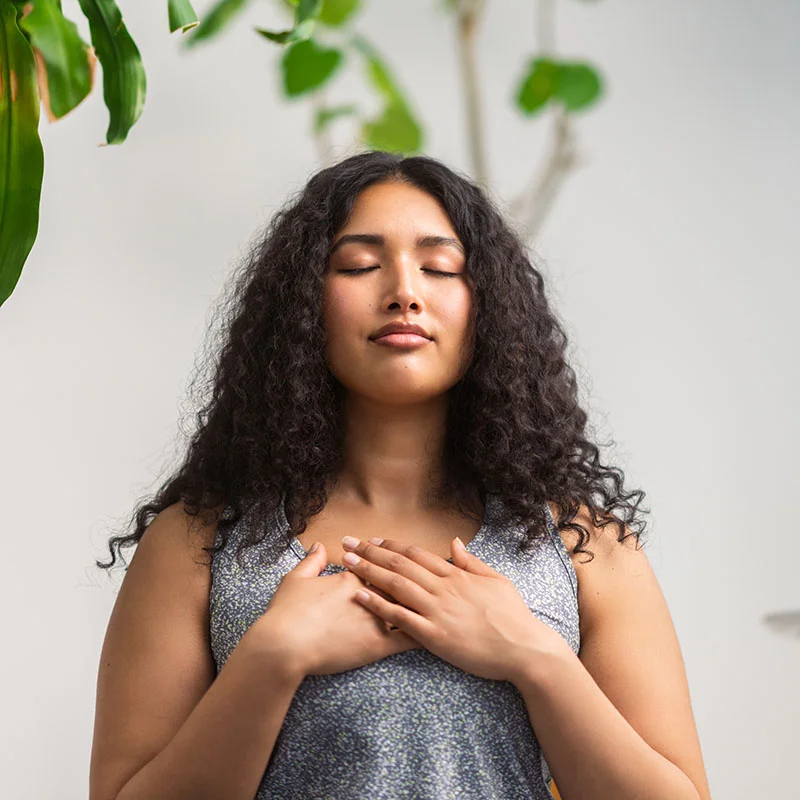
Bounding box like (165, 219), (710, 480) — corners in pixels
(369, 325), (432, 341)
(370, 332), (432, 348)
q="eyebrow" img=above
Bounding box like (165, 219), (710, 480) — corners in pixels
(329, 233), (465, 257)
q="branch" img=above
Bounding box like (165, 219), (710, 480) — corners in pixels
(507, 0), (581, 242)
(507, 105), (580, 240)
(455, 0), (489, 189)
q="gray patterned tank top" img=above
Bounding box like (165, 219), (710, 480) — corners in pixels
(210, 492), (580, 799)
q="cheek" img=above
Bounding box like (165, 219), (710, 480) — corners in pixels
(436, 287), (473, 335)
(436, 289), (475, 368)
(323, 283), (370, 346)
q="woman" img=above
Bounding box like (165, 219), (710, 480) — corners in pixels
(90, 151), (711, 800)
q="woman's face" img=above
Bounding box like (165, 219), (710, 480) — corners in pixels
(323, 181), (475, 405)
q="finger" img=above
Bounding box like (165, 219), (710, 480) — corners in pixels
(361, 579), (411, 629)
(366, 537), (455, 578)
(348, 573), (409, 610)
(354, 586), (432, 642)
(294, 541), (328, 575)
(342, 545), (432, 613)
(365, 582), (402, 606)
(342, 537), (447, 593)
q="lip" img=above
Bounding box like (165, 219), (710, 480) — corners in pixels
(370, 322), (432, 340)
(371, 333), (432, 349)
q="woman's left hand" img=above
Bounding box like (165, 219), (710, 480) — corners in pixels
(340, 534), (569, 683)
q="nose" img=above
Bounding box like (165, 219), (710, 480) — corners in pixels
(380, 260), (424, 313)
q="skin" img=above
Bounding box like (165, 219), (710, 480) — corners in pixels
(298, 179), (484, 566)
(316, 178), (566, 675)
(322, 179), (475, 510)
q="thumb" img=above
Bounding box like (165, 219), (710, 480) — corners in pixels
(295, 541), (327, 575)
(450, 536), (498, 576)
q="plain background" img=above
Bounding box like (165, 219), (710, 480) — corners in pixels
(1, 0), (797, 797)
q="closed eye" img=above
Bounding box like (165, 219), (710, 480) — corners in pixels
(338, 267), (459, 277)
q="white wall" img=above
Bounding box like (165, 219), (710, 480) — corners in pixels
(1, 0), (797, 797)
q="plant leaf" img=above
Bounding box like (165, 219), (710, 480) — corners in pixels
(255, 26), (294, 45)
(255, 18), (315, 46)
(296, 0), (324, 24)
(76, 0), (146, 144)
(0, 2), (45, 308)
(515, 57), (559, 116)
(168, 0), (199, 34)
(351, 34), (402, 103)
(182, 0), (249, 49)
(15, 0), (94, 120)
(256, 0), (323, 46)
(361, 99), (421, 153)
(554, 62), (602, 111)
(318, 0), (359, 27)
(351, 34), (422, 153)
(281, 37), (343, 97)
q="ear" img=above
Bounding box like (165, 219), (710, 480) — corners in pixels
(450, 537), (499, 576)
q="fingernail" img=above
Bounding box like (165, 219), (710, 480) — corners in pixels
(309, 542), (319, 554)
(369, 537), (384, 546)
(455, 536), (464, 549)
(342, 535), (360, 549)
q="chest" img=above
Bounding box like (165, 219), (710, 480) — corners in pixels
(293, 503), (484, 567)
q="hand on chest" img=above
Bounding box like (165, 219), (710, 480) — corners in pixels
(295, 509), (483, 566)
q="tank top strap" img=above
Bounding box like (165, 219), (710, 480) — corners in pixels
(543, 501), (578, 601)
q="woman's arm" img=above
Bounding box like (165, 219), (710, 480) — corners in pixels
(114, 622), (304, 800)
(512, 511), (711, 800)
(90, 505), (305, 800)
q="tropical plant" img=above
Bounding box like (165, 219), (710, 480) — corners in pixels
(0, 0), (602, 308)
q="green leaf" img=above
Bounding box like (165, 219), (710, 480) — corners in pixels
(15, 0), (94, 119)
(255, 18), (315, 46)
(255, 26), (293, 45)
(554, 62), (602, 111)
(255, 0), (323, 46)
(168, 0), (199, 34)
(313, 102), (358, 134)
(351, 34), (401, 103)
(76, 0), (146, 144)
(182, 0), (249, 49)
(361, 99), (421, 154)
(318, 0), (359, 27)
(0, 2), (45, 308)
(515, 57), (603, 116)
(350, 34), (422, 153)
(515, 57), (559, 116)
(296, 0), (324, 24)
(281, 37), (342, 96)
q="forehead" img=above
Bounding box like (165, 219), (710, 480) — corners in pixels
(330, 183), (464, 257)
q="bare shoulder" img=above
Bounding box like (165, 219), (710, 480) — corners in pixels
(545, 501), (648, 635)
(90, 501), (225, 800)
(545, 501), (711, 800)
(148, 501), (225, 569)
(115, 500), (225, 617)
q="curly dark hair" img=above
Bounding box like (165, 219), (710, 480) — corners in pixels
(95, 149), (649, 577)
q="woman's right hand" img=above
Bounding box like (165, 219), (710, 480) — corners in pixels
(249, 542), (422, 677)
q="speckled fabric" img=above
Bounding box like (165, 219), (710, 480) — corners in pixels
(210, 492), (580, 799)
